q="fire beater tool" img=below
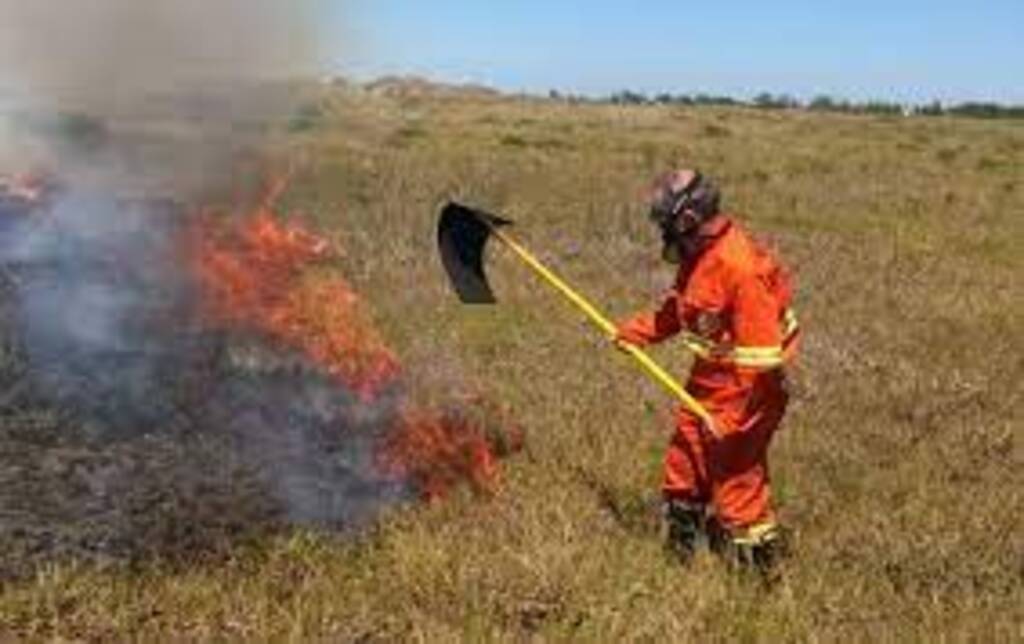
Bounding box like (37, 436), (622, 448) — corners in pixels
(437, 202), (717, 435)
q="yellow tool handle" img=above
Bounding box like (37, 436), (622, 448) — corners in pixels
(490, 226), (719, 436)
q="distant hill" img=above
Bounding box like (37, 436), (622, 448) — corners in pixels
(361, 75), (502, 100)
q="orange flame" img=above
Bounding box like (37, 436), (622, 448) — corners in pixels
(377, 408), (499, 501)
(191, 211), (400, 399)
(188, 177), (520, 500)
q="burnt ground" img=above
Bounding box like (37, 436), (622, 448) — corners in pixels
(0, 407), (279, 580)
(0, 267), (407, 581)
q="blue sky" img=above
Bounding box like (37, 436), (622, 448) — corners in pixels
(325, 1), (1022, 103)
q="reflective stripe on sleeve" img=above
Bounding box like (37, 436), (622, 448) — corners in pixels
(684, 308), (797, 368)
(731, 345), (784, 368)
(685, 337), (784, 368)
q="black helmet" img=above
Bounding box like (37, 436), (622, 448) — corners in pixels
(648, 169), (721, 263)
(648, 169), (721, 234)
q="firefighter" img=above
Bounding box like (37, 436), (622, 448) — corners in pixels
(615, 169), (799, 573)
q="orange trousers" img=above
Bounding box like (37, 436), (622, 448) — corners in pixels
(663, 372), (788, 531)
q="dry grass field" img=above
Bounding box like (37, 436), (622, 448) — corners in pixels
(1, 86), (1022, 639)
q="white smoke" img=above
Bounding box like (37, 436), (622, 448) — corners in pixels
(0, 2), (409, 576)
(0, 0), (321, 105)
(0, 0), (329, 195)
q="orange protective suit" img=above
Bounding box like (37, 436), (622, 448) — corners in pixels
(617, 215), (799, 533)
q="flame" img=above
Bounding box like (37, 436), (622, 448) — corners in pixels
(377, 407), (499, 501)
(189, 177), (520, 500)
(191, 211), (400, 399)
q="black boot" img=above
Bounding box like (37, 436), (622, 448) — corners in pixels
(662, 499), (705, 563)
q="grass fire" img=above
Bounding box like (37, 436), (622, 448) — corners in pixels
(0, 84), (1020, 639)
(0, 6), (1021, 639)
(0, 167), (522, 583)
(190, 178), (520, 502)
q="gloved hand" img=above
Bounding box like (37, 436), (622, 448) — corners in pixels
(611, 336), (632, 353)
(611, 328), (641, 354)
(701, 418), (724, 442)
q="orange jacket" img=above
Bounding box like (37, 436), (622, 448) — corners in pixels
(618, 216), (799, 426)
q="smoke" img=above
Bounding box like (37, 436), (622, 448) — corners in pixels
(0, 0), (326, 197)
(0, 187), (413, 579)
(0, 2), (424, 577)
(0, 2), (513, 582)
(0, 0), (320, 103)
(4, 192), (195, 431)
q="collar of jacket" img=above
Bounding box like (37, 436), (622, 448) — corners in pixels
(697, 213), (732, 240)
(679, 214), (733, 268)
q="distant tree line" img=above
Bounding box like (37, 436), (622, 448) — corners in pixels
(547, 89), (1024, 120)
